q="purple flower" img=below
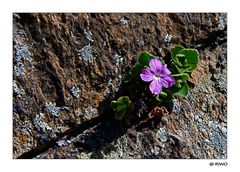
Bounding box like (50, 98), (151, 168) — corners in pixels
(140, 58), (176, 95)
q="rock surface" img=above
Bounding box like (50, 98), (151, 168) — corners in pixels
(13, 13), (227, 159)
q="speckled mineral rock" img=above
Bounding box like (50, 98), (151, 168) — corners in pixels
(13, 13), (227, 159)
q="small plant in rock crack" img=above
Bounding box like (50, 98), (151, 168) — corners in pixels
(111, 45), (199, 120)
(111, 96), (131, 120)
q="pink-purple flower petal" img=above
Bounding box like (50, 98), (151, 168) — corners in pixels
(140, 68), (154, 82)
(161, 75), (176, 88)
(160, 78), (169, 88)
(149, 58), (162, 73)
(149, 79), (162, 95)
(161, 64), (171, 75)
(140, 58), (176, 95)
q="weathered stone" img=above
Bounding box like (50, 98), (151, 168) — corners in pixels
(13, 13), (227, 159)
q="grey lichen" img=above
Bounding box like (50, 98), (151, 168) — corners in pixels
(163, 34), (173, 44)
(156, 126), (168, 142)
(114, 53), (123, 66)
(218, 14), (227, 31)
(13, 117), (34, 155)
(71, 85), (80, 98)
(208, 120), (227, 157)
(78, 44), (96, 63)
(56, 140), (68, 147)
(13, 31), (32, 77)
(84, 29), (94, 42)
(13, 80), (25, 97)
(20, 98), (29, 109)
(83, 106), (98, 117)
(103, 53), (124, 97)
(45, 102), (61, 117)
(14, 62), (26, 76)
(14, 43), (32, 63)
(33, 113), (52, 133)
(75, 106), (98, 119)
(171, 99), (181, 114)
(104, 78), (122, 96)
(213, 73), (227, 94)
(120, 16), (130, 25)
(113, 53), (123, 74)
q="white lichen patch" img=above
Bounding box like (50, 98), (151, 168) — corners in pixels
(75, 106), (98, 119)
(104, 74), (122, 97)
(156, 126), (168, 142)
(14, 61), (26, 76)
(83, 106), (98, 117)
(114, 53), (123, 66)
(13, 80), (25, 97)
(13, 117), (35, 156)
(56, 140), (68, 147)
(71, 85), (80, 98)
(163, 34), (173, 44)
(20, 98), (29, 109)
(14, 42), (32, 63)
(78, 44), (96, 63)
(84, 29), (94, 42)
(13, 28), (32, 77)
(103, 53), (124, 97)
(218, 14), (227, 30)
(208, 121), (227, 156)
(113, 53), (124, 74)
(33, 113), (52, 133)
(120, 16), (130, 25)
(45, 102), (61, 117)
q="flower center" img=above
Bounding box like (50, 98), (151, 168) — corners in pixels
(155, 71), (161, 77)
(154, 72), (161, 80)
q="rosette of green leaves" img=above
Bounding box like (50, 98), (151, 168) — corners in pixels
(170, 45), (199, 97)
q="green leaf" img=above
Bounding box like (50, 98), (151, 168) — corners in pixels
(171, 45), (199, 73)
(115, 104), (127, 120)
(123, 73), (131, 83)
(111, 96), (130, 120)
(159, 91), (167, 97)
(115, 109), (127, 120)
(138, 51), (154, 66)
(171, 82), (189, 97)
(111, 100), (118, 109)
(170, 63), (180, 74)
(171, 45), (185, 66)
(131, 63), (144, 80)
(171, 45), (185, 58)
(178, 49), (199, 72)
(175, 80), (182, 88)
(170, 62), (187, 74)
(156, 90), (174, 103)
(172, 73), (190, 80)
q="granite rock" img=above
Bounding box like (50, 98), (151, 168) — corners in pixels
(13, 13), (227, 159)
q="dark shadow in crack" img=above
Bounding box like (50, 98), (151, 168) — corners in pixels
(17, 79), (174, 159)
(66, 92), (174, 157)
(17, 114), (103, 159)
